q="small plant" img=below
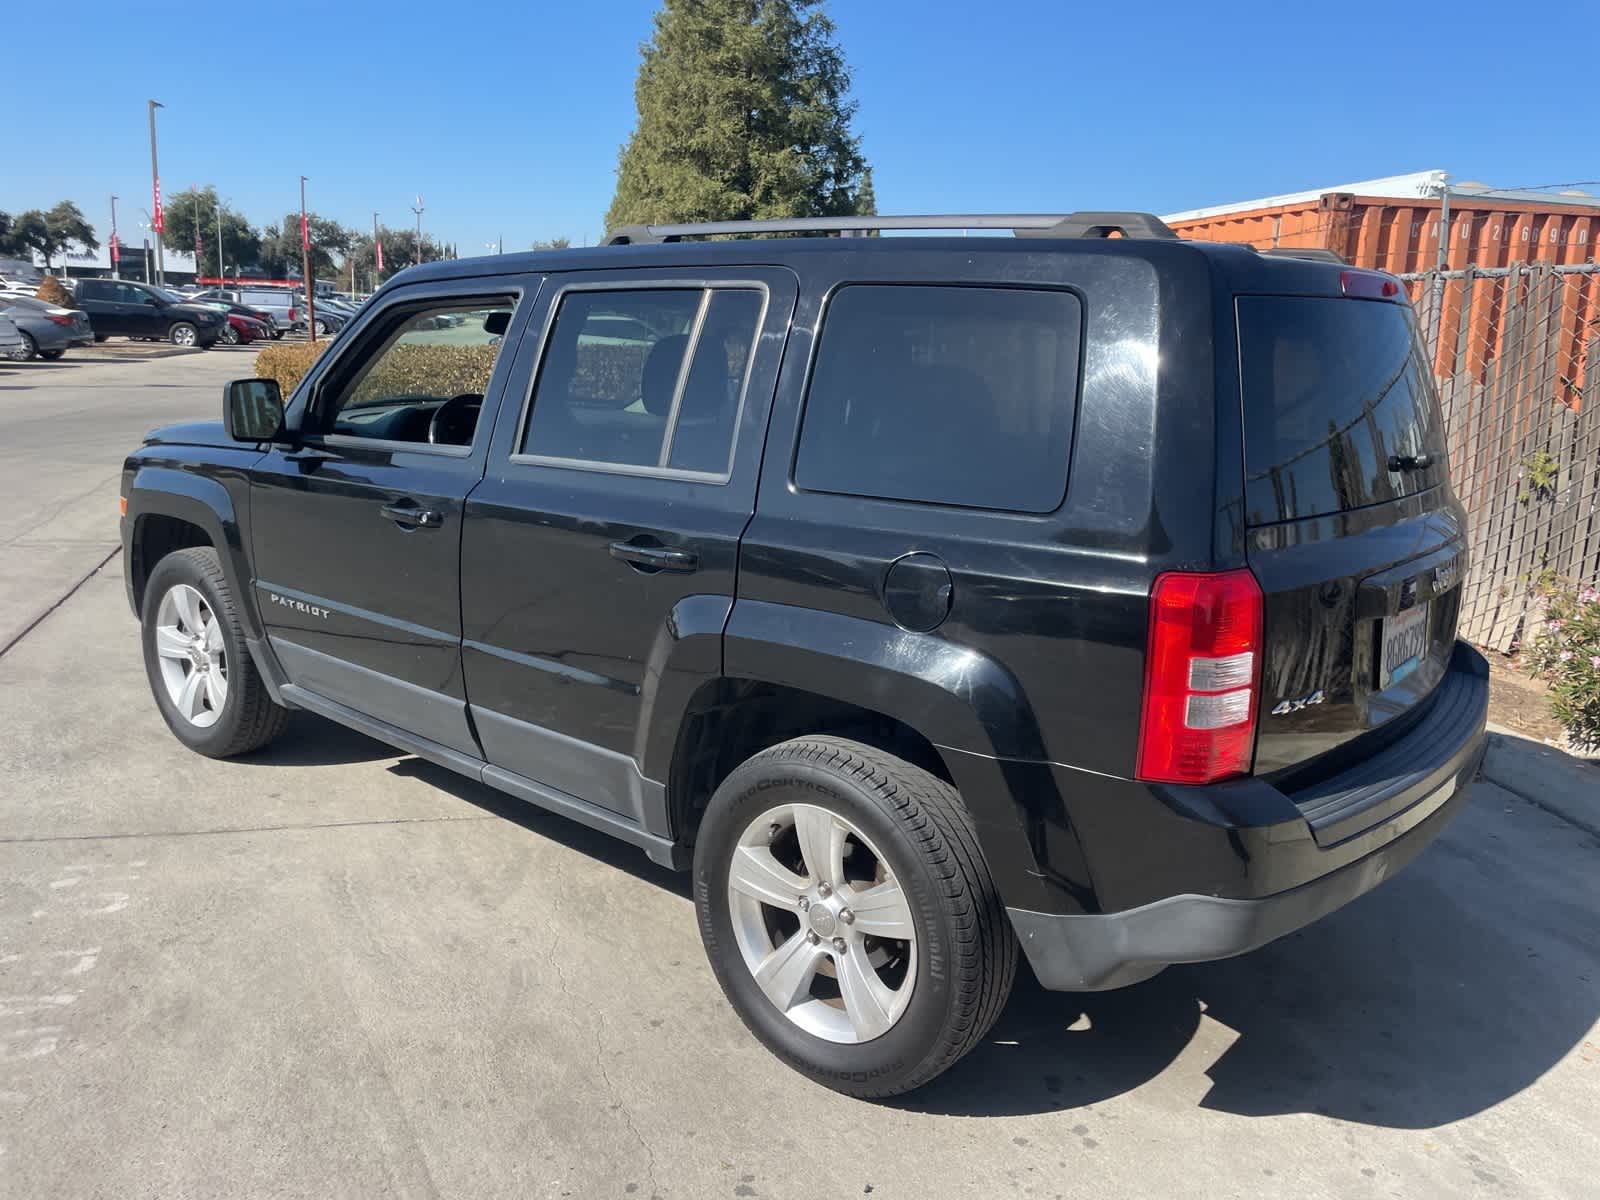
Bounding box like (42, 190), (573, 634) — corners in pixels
(1524, 578), (1600, 748)
(1518, 451), (1559, 503)
(34, 275), (73, 308)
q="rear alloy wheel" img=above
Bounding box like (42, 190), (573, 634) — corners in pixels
(695, 737), (1017, 1098)
(169, 322), (198, 347)
(219, 323), (239, 345)
(314, 319), (330, 336)
(8, 331), (38, 361)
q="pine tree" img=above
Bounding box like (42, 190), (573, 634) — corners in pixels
(606, 0), (869, 231)
(854, 166), (876, 217)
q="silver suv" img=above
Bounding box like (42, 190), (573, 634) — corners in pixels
(197, 287), (304, 334)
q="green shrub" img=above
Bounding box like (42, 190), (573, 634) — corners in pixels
(254, 341), (329, 393)
(1525, 579), (1600, 747)
(348, 344), (499, 404)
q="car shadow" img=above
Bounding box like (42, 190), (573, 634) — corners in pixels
(895, 802), (1600, 1124)
(245, 716), (1598, 1125)
(248, 711), (689, 898)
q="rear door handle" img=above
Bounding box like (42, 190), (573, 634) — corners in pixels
(380, 502), (443, 529)
(609, 541), (698, 573)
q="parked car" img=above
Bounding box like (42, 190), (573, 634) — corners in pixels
(1, 295), (94, 360)
(220, 312), (270, 345)
(0, 313), (22, 358)
(75, 279), (227, 348)
(302, 299), (349, 337)
(194, 288), (302, 338)
(188, 296), (278, 337)
(121, 211), (1487, 1098)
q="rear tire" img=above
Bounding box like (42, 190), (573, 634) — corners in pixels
(694, 736), (1016, 1098)
(140, 547), (291, 758)
(219, 324), (239, 345)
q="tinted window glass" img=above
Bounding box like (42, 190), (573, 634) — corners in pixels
(666, 290), (762, 474)
(795, 285), (1081, 512)
(1238, 297), (1445, 525)
(522, 288), (761, 476)
(320, 300), (515, 446)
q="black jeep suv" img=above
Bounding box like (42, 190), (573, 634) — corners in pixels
(121, 212), (1488, 1097)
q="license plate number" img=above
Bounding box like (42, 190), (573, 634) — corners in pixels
(1381, 602), (1429, 688)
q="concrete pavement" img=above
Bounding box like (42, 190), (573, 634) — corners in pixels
(1, 353), (1598, 1198)
(0, 349), (253, 652)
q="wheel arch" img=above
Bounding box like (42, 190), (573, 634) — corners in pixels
(657, 600), (1076, 913)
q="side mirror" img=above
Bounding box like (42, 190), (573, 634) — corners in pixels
(146, 296), (163, 307)
(225, 378), (286, 442)
(483, 310), (511, 336)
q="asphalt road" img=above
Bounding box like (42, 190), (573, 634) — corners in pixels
(2, 351), (1599, 1198)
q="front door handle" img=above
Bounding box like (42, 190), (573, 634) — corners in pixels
(609, 540), (698, 573)
(380, 502), (443, 529)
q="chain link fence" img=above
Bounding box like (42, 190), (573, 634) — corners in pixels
(1399, 261), (1600, 649)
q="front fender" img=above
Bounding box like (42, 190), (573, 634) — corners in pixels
(123, 461), (258, 638)
(720, 599), (1095, 914)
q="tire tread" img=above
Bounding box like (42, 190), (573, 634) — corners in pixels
(728, 735), (1017, 1097)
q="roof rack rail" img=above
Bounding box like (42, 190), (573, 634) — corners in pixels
(602, 211), (1177, 245)
(1258, 246), (1348, 265)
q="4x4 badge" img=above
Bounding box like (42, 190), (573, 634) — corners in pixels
(1270, 690), (1325, 716)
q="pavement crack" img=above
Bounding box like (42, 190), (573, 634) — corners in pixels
(0, 813), (497, 845)
(0, 546), (121, 660)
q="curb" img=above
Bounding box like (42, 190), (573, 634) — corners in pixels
(1482, 723), (1600, 838)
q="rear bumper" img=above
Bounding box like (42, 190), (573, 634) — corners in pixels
(1010, 641), (1488, 991)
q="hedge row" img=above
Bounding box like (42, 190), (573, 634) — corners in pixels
(254, 341), (330, 392)
(252, 338), (656, 404)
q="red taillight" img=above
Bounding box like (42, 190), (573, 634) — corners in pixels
(288, 307), (297, 321)
(1340, 269), (1402, 300)
(47, 314), (72, 326)
(1136, 569), (1264, 785)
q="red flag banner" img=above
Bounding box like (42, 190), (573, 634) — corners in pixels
(301, 212), (310, 251)
(152, 179), (164, 233)
(111, 234), (121, 264)
(375, 238), (384, 273)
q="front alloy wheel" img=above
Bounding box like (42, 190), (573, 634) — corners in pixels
(728, 803), (916, 1043)
(169, 322), (198, 347)
(152, 583), (228, 727)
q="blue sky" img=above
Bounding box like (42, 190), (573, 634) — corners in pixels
(5, 0), (1592, 254)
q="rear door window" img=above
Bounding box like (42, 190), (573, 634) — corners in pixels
(1238, 296), (1445, 525)
(520, 287), (763, 478)
(794, 284), (1081, 512)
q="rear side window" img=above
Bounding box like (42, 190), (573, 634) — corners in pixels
(1238, 297), (1445, 525)
(520, 287), (762, 478)
(795, 285), (1081, 512)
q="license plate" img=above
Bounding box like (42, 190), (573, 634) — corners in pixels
(1380, 602), (1429, 688)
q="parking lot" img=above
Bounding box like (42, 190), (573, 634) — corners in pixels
(2, 350), (1598, 1198)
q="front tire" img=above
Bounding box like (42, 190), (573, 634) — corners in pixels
(9, 331), (38, 361)
(168, 322), (198, 347)
(141, 547), (291, 758)
(694, 737), (1017, 1098)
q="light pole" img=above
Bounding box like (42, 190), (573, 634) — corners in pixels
(300, 175), (316, 343)
(148, 100), (165, 286)
(110, 195), (120, 280)
(411, 196), (425, 266)
(216, 194), (225, 285)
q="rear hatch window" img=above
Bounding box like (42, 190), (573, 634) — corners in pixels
(1237, 293), (1464, 796)
(1239, 297), (1444, 527)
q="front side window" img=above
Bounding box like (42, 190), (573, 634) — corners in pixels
(520, 287), (762, 476)
(795, 284), (1082, 512)
(318, 299), (515, 447)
